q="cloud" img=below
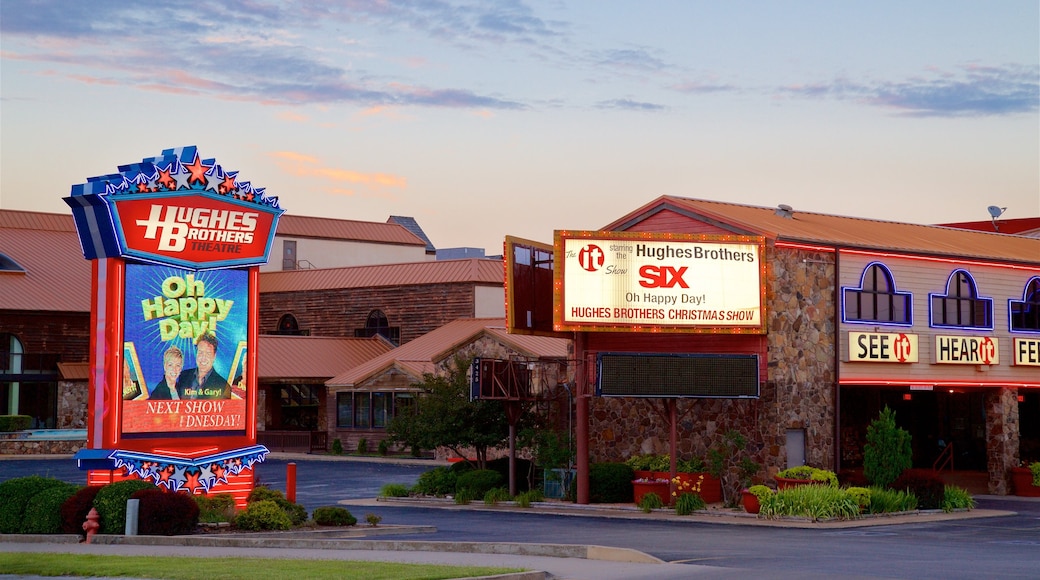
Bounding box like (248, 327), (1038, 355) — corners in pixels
(595, 99), (667, 112)
(592, 48), (669, 73)
(269, 151), (407, 193)
(0, 0), (535, 110)
(670, 80), (740, 95)
(777, 65), (1039, 117)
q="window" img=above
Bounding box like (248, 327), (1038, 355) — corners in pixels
(1010, 277), (1040, 333)
(336, 393), (353, 428)
(354, 310), (400, 345)
(0, 252), (25, 272)
(275, 313), (303, 335)
(842, 263), (912, 325)
(0, 334), (58, 428)
(335, 392), (416, 429)
(930, 270), (993, 329)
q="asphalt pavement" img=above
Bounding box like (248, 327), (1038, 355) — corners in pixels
(3, 454), (1040, 580)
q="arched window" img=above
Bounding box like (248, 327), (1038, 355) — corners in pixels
(354, 310), (400, 345)
(277, 313), (301, 335)
(1, 334), (24, 374)
(842, 263), (912, 325)
(930, 269), (993, 329)
(0, 252), (25, 272)
(1010, 277), (1040, 332)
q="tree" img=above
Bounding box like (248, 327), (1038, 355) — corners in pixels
(386, 355), (509, 470)
(863, 406), (912, 488)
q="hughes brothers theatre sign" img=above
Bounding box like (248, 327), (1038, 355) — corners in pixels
(554, 231), (766, 333)
(65, 146), (282, 502)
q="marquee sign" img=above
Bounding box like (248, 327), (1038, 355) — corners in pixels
(554, 231), (766, 333)
(65, 146), (279, 506)
(1014, 338), (1040, 366)
(65, 146), (283, 270)
(848, 332), (918, 363)
(934, 335), (999, 365)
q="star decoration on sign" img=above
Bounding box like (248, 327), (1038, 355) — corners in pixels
(156, 166), (176, 190)
(219, 171), (239, 195)
(183, 154), (212, 187)
(173, 164), (193, 190)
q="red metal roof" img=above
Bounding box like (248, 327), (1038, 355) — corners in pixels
(258, 335), (393, 379)
(260, 258), (504, 292)
(0, 210), (91, 312)
(326, 318), (571, 387)
(603, 196), (1040, 265)
(277, 214), (426, 246)
(939, 217), (1040, 237)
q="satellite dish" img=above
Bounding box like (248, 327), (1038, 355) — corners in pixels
(987, 206), (1006, 219)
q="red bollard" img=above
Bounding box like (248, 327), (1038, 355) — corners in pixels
(287, 462), (297, 504)
(82, 507), (100, 543)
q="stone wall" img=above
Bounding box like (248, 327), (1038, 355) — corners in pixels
(0, 439), (85, 455)
(985, 387), (1019, 494)
(57, 380), (88, 429)
(586, 244), (837, 483)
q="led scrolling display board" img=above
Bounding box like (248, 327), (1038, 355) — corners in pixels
(597, 353), (760, 398)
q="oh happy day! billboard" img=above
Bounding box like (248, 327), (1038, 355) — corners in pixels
(554, 231), (767, 333)
(66, 146), (283, 448)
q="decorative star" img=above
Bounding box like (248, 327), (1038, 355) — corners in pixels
(169, 465), (189, 492)
(183, 154), (212, 188)
(183, 469), (203, 493)
(156, 167), (176, 190)
(173, 165), (193, 191)
(219, 171), (238, 195)
(203, 163), (223, 193)
(211, 463), (228, 485)
(198, 465), (217, 491)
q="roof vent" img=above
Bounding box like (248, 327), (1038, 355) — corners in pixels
(775, 204), (794, 219)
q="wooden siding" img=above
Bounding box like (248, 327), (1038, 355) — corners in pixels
(838, 251), (1040, 385)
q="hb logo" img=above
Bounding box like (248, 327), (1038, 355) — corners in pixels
(577, 244), (604, 272)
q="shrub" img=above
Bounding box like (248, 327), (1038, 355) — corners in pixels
(747, 484), (773, 501)
(131, 488), (199, 536)
(379, 483), (410, 498)
(365, 513), (382, 527)
(865, 486), (917, 514)
(588, 462), (635, 504)
(453, 489), (475, 504)
(846, 487), (871, 511)
(313, 506), (357, 526)
(942, 486), (976, 512)
(624, 454), (658, 472)
(0, 415), (32, 432)
(377, 439), (390, 456)
(195, 494), (237, 524)
(514, 489), (543, 508)
(638, 491), (664, 513)
(486, 457), (533, 493)
(890, 470), (945, 510)
(675, 492), (706, 516)
(677, 457), (707, 473)
(863, 406), (912, 488)
(758, 484), (859, 521)
(234, 500), (292, 531)
(776, 466), (838, 487)
(0, 475), (69, 533)
(331, 438), (344, 455)
(247, 486), (307, 526)
(21, 483), (80, 534)
(412, 467), (458, 497)
(61, 486), (103, 535)
(449, 460), (476, 474)
(456, 469), (504, 499)
(93, 479), (155, 534)
(356, 438), (368, 455)
(483, 487), (512, 505)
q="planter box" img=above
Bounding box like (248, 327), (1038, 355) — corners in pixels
(1010, 467), (1040, 497)
(632, 480), (670, 505)
(674, 472), (722, 503)
(742, 490), (761, 514)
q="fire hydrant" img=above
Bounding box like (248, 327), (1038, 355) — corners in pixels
(82, 507), (100, 543)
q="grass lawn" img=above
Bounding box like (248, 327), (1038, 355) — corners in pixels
(0, 552), (522, 580)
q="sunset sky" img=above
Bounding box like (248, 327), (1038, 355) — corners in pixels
(2, 1), (1037, 253)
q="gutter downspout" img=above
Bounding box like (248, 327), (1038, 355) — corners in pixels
(834, 248), (842, 473)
